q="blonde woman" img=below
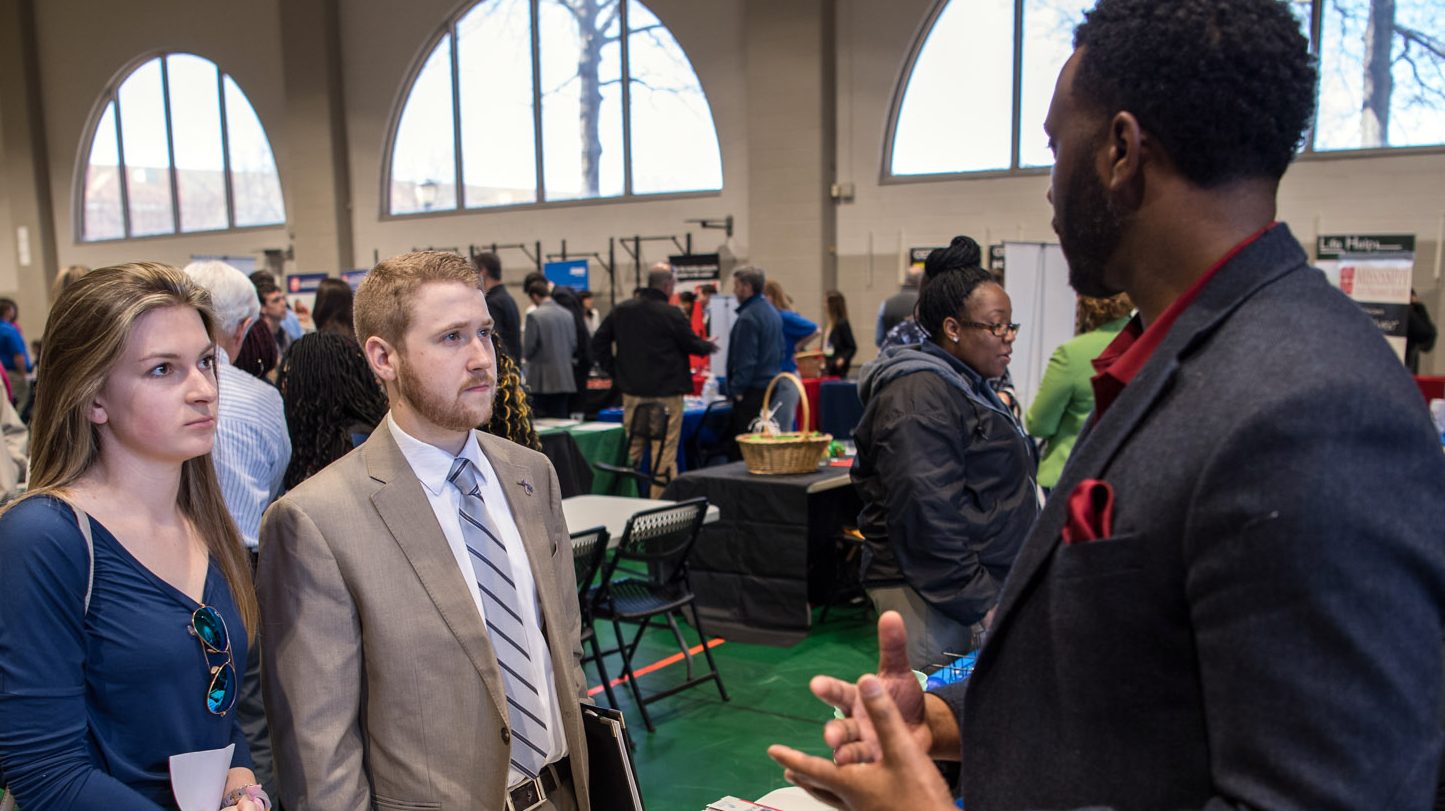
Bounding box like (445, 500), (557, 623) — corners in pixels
(762, 280), (818, 431)
(0, 264), (266, 810)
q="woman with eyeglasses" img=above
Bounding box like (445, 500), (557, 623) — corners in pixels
(852, 243), (1040, 671)
(0, 264), (266, 810)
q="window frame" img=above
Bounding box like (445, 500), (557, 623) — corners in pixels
(881, 0), (1445, 185)
(379, 0), (723, 220)
(74, 51), (286, 243)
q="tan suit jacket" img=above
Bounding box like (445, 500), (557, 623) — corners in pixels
(258, 424), (590, 810)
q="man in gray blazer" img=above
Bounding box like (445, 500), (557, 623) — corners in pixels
(523, 279), (579, 419)
(770, 1), (1445, 808)
(259, 251), (590, 810)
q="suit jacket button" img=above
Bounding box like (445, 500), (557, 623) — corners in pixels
(501, 727), (511, 743)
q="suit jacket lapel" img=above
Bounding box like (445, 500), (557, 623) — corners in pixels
(364, 422), (509, 722)
(988, 225), (1311, 638)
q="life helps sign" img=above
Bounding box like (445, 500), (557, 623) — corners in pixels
(1316, 234), (1413, 362)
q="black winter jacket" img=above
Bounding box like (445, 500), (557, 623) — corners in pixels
(851, 341), (1039, 627)
(591, 288), (715, 397)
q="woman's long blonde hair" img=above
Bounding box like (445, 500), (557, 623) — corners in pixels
(12, 262), (258, 637)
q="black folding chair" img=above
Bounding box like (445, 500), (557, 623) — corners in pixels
(591, 497), (729, 731)
(569, 525), (619, 710)
(594, 401), (672, 495)
(685, 399), (734, 470)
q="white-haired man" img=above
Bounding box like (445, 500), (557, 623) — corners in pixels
(181, 260), (291, 802)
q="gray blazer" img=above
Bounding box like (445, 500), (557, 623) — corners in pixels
(258, 425), (590, 811)
(941, 224), (1445, 810)
(524, 300), (578, 395)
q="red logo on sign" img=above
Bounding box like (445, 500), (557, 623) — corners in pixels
(1339, 266), (1354, 295)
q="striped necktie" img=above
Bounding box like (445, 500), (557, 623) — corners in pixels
(447, 457), (550, 779)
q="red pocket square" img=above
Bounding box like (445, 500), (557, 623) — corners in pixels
(1062, 479), (1115, 544)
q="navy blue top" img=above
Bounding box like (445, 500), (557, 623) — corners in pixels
(0, 496), (252, 810)
(777, 310), (818, 373)
(0, 322), (30, 373)
(726, 293), (784, 391)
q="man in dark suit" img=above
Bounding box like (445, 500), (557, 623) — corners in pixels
(591, 263), (715, 496)
(770, 1), (1445, 808)
(475, 251), (522, 360)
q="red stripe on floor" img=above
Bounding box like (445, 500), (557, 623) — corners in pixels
(586, 638), (726, 697)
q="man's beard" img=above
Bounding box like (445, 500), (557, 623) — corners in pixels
(1058, 151), (1126, 299)
(396, 358), (493, 432)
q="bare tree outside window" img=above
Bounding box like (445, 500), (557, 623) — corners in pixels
(387, 0), (721, 214)
(1319, 0), (1444, 150)
(889, 0), (1443, 179)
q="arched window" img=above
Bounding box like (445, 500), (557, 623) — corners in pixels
(80, 54), (285, 241)
(886, 0), (1442, 180)
(386, 0), (722, 215)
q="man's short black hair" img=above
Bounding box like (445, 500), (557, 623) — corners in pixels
(473, 251), (502, 281)
(1073, 0), (1316, 187)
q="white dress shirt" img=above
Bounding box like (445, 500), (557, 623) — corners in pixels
(213, 348), (291, 548)
(386, 415), (567, 785)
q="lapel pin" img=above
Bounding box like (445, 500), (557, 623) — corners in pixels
(518, 478), (534, 496)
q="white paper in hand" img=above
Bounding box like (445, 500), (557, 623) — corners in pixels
(170, 743), (235, 811)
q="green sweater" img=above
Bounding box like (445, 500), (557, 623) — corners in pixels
(1024, 316), (1130, 488)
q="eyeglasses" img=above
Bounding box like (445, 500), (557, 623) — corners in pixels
(960, 321), (1021, 339)
(188, 605), (238, 716)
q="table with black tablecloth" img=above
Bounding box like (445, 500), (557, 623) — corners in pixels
(660, 460), (860, 646)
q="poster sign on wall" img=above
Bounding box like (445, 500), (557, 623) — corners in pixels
(1316, 233), (1414, 362)
(908, 247), (941, 274)
(669, 253), (721, 283)
(544, 259), (589, 291)
(342, 269), (369, 290)
(285, 272), (330, 324)
(989, 244), (1006, 277)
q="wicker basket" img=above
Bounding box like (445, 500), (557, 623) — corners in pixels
(737, 372), (834, 475)
(794, 350), (826, 379)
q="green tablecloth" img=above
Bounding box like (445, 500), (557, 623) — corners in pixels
(536, 422), (636, 496)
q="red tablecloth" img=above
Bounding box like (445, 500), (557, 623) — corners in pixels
(797, 375), (838, 432)
(1417, 375), (1445, 402)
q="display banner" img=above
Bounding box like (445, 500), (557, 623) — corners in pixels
(1316, 234), (1414, 362)
(669, 253), (721, 283)
(285, 272), (330, 324)
(1317, 234), (1416, 258)
(908, 247), (942, 273)
(544, 259), (589, 291)
(342, 269), (368, 290)
(989, 244), (1006, 276)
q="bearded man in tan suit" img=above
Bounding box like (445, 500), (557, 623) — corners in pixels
(259, 251), (590, 810)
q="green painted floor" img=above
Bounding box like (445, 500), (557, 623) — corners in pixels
(586, 606), (879, 811)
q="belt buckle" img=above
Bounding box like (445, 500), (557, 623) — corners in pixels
(507, 772), (547, 811)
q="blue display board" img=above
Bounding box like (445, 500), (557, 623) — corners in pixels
(544, 258), (589, 291)
(342, 269), (369, 290)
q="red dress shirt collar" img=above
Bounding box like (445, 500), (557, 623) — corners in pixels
(1090, 223), (1278, 418)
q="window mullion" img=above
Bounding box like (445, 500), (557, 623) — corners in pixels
(1009, 0), (1024, 171)
(450, 23), (466, 209)
(531, 0), (546, 202)
(160, 56), (182, 234)
(113, 94), (134, 238)
(1306, 0), (1322, 153)
(620, 0), (634, 197)
(217, 69), (236, 229)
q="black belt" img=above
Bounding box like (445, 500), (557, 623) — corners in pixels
(507, 757), (569, 811)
